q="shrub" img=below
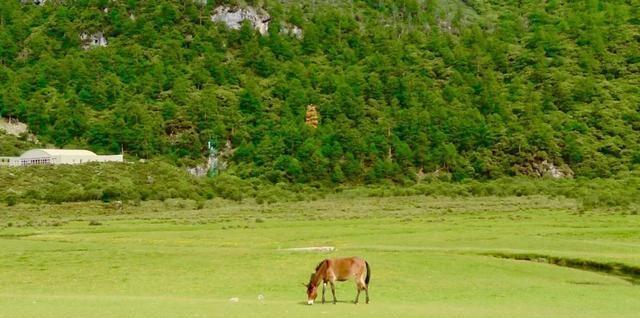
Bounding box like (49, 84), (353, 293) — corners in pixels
(6, 194), (17, 206)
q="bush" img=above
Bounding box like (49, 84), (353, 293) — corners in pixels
(6, 194), (17, 206)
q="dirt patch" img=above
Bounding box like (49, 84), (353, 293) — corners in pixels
(282, 246), (336, 252)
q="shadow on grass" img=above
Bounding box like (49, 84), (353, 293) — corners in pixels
(483, 252), (640, 285)
(296, 300), (362, 306)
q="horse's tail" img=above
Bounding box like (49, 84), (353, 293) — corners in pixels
(365, 261), (371, 286)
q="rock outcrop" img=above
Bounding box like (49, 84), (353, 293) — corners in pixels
(80, 32), (107, 50)
(0, 117), (39, 143)
(0, 117), (28, 137)
(281, 23), (303, 39)
(211, 6), (271, 36)
(187, 140), (234, 177)
(21, 0), (47, 5)
(517, 159), (574, 179)
(211, 6), (302, 38)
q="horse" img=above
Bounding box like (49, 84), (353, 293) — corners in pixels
(303, 257), (370, 305)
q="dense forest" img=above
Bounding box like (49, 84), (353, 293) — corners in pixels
(1, 0), (639, 183)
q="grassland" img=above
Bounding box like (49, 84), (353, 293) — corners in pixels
(1, 195), (639, 317)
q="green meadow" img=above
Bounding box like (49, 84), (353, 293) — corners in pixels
(1, 195), (639, 318)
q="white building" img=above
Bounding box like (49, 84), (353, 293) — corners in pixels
(0, 149), (123, 167)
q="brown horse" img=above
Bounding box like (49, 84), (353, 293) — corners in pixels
(303, 257), (370, 305)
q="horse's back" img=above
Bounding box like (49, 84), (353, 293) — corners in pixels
(329, 257), (367, 280)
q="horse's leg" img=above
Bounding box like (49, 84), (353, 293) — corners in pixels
(365, 285), (369, 304)
(322, 282), (326, 304)
(330, 281), (337, 304)
(355, 279), (366, 304)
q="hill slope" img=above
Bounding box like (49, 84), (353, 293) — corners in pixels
(1, 0), (639, 182)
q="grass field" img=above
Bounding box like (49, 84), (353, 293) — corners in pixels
(1, 195), (639, 317)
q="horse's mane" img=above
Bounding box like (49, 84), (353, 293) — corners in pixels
(315, 259), (327, 271)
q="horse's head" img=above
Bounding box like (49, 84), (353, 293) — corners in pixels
(303, 273), (318, 305)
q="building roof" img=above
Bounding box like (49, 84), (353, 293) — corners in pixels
(20, 149), (99, 158)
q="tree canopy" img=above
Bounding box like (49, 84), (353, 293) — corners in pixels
(1, 0), (639, 183)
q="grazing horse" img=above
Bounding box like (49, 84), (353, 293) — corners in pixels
(303, 257), (370, 305)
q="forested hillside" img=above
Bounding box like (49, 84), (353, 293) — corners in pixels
(1, 0), (639, 183)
